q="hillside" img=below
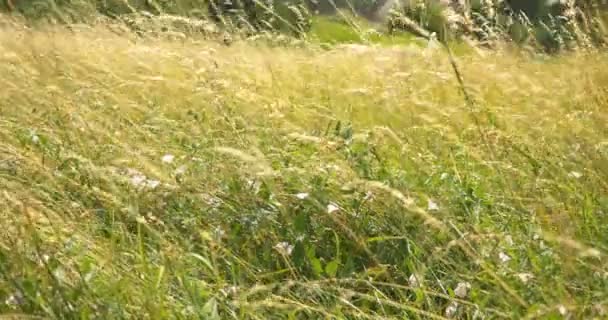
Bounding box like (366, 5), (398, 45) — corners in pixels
(1, 17), (608, 319)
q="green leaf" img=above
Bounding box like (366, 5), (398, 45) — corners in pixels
(311, 258), (323, 276)
(325, 260), (339, 277)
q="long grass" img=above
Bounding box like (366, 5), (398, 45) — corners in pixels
(1, 16), (607, 319)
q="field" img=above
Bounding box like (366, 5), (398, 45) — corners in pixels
(1, 15), (608, 319)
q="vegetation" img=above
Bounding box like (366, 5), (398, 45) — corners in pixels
(1, 0), (608, 319)
(387, 0), (608, 51)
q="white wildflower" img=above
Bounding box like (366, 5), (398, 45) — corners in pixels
(408, 274), (420, 287)
(558, 305), (567, 316)
(4, 292), (22, 307)
(31, 134), (40, 144)
(175, 165), (187, 175)
(146, 179), (161, 189)
(454, 282), (471, 298)
(161, 154), (175, 164)
(136, 216), (147, 224)
(213, 226), (225, 239)
(327, 203), (339, 214)
(427, 199), (439, 211)
(498, 252), (511, 263)
(516, 273), (534, 284)
(295, 192), (309, 200)
(220, 285), (238, 297)
(274, 241), (294, 256)
(440, 172), (449, 180)
(445, 301), (459, 318)
(568, 171), (583, 179)
(130, 174), (147, 187)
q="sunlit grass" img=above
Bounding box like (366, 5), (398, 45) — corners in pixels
(0, 17), (607, 319)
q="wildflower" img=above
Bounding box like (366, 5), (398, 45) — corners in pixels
(130, 174), (147, 187)
(327, 203), (339, 214)
(220, 285), (238, 297)
(454, 282), (471, 298)
(161, 154), (175, 164)
(175, 165), (187, 175)
(4, 292), (23, 307)
(146, 179), (161, 189)
(558, 305), (567, 316)
(31, 134), (40, 144)
(408, 274), (420, 287)
(213, 226), (225, 239)
(427, 199), (439, 211)
(498, 252), (511, 263)
(274, 241), (294, 256)
(295, 192), (309, 200)
(568, 171), (583, 179)
(516, 273), (534, 284)
(445, 301), (459, 318)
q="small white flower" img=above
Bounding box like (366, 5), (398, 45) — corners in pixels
(175, 165), (187, 175)
(498, 252), (511, 263)
(558, 305), (567, 316)
(220, 285), (238, 297)
(4, 292), (22, 307)
(516, 273), (534, 284)
(295, 192), (309, 200)
(161, 154), (175, 164)
(274, 241), (294, 256)
(136, 216), (147, 224)
(31, 134), (40, 144)
(327, 203), (339, 213)
(445, 301), (459, 318)
(408, 274), (420, 287)
(427, 199), (439, 211)
(454, 282), (471, 298)
(213, 226), (225, 239)
(130, 174), (147, 187)
(440, 172), (449, 180)
(146, 179), (161, 189)
(568, 171), (583, 179)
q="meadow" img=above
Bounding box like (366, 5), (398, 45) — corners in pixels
(0, 9), (607, 319)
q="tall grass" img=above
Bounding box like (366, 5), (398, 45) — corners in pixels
(1, 15), (608, 319)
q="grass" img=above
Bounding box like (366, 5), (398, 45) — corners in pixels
(309, 14), (420, 46)
(1, 15), (608, 319)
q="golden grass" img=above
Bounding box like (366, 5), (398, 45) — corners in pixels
(1, 17), (607, 319)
